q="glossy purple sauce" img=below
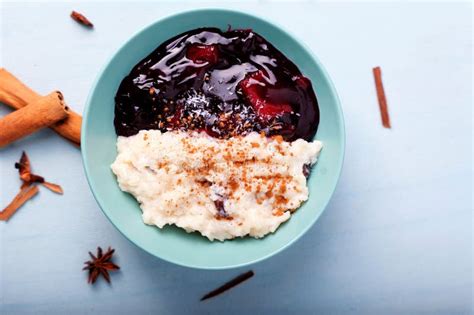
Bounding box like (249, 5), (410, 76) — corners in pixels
(114, 27), (319, 141)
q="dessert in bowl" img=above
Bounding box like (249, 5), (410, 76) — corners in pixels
(112, 27), (323, 241)
(82, 9), (344, 268)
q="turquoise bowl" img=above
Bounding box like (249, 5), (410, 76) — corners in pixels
(82, 9), (344, 269)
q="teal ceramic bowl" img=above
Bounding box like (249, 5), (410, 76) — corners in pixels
(82, 9), (344, 269)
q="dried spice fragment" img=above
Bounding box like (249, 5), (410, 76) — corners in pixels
(15, 151), (63, 194)
(201, 270), (254, 301)
(372, 66), (391, 128)
(0, 185), (39, 221)
(15, 152), (44, 183)
(0, 151), (64, 222)
(70, 11), (94, 28)
(42, 182), (64, 194)
(83, 247), (120, 284)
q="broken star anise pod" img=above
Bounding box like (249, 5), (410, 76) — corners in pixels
(83, 247), (120, 284)
(15, 151), (45, 187)
(15, 151), (63, 193)
(1, 151), (63, 222)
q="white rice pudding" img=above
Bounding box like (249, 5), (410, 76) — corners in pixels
(111, 130), (322, 241)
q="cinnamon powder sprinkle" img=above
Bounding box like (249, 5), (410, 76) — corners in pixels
(273, 135), (284, 143)
(372, 66), (391, 128)
(151, 136), (295, 216)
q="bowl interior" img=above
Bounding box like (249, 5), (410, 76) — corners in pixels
(82, 9), (344, 269)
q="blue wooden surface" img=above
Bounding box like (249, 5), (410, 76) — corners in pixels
(0, 1), (472, 314)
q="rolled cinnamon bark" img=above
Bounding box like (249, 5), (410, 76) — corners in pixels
(0, 92), (68, 148)
(0, 68), (82, 145)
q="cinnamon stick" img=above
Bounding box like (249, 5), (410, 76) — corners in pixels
(372, 66), (391, 128)
(0, 92), (68, 147)
(0, 68), (82, 145)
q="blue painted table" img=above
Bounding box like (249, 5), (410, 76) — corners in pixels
(0, 1), (472, 314)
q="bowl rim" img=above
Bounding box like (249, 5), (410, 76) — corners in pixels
(81, 8), (345, 270)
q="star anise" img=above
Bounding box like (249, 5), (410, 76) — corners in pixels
(83, 247), (120, 284)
